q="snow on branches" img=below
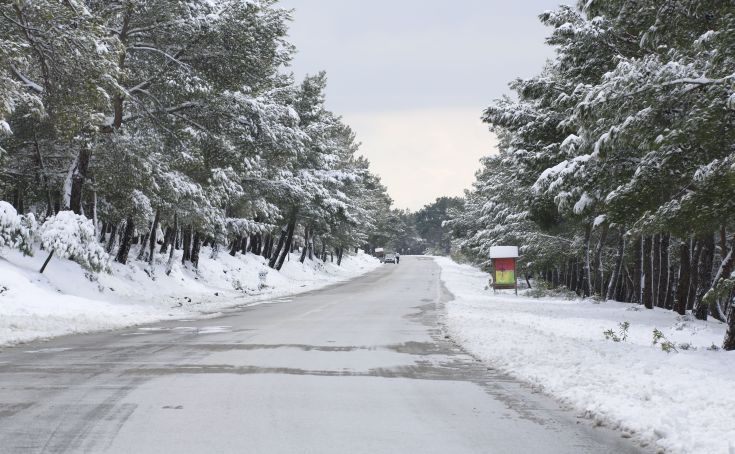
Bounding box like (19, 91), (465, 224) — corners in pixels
(40, 212), (110, 273)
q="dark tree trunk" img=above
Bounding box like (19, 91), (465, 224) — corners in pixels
(694, 234), (715, 320)
(99, 221), (107, 243)
(581, 222), (592, 297)
(724, 304), (735, 350)
(275, 217), (296, 271)
(688, 239), (704, 310)
(336, 247), (344, 266)
(674, 240), (691, 315)
(643, 236), (654, 309)
(106, 222), (118, 253)
(300, 227), (310, 263)
(665, 254), (676, 310)
(606, 230), (625, 301)
(182, 225), (192, 264)
(147, 209), (160, 264)
(308, 237), (314, 260)
(624, 265), (635, 302)
(657, 234), (670, 308)
(116, 215), (135, 264)
(632, 236), (642, 304)
(254, 233), (263, 255)
(165, 213), (178, 275)
(39, 250), (54, 274)
(260, 233), (270, 259)
(593, 222), (609, 296)
(230, 236), (242, 256)
(136, 224), (150, 261)
(321, 242), (327, 262)
(652, 233), (661, 306)
(269, 226), (288, 269)
(191, 231), (201, 268)
(68, 147), (91, 215)
(570, 258), (578, 292)
(160, 226), (172, 254)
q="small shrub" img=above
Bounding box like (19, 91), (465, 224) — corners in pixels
(0, 201), (36, 256)
(40, 211), (110, 273)
(652, 328), (678, 353)
(526, 281), (577, 300)
(604, 321), (630, 342)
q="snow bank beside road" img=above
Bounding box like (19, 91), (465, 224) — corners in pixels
(435, 256), (735, 454)
(0, 249), (379, 347)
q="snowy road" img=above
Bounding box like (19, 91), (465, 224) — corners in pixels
(0, 257), (642, 453)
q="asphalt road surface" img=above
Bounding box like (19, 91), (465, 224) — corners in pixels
(0, 256), (643, 453)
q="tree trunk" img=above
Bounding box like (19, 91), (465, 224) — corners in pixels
(336, 247), (344, 266)
(657, 234), (670, 308)
(275, 217), (296, 271)
(99, 221), (107, 243)
(694, 234), (715, 320)
(137, 226), (150, 261)
(240, 235), (252, 255)
(148, 209), (160, 264)
(68, 147), (91, 215)
(191, 231), (201, 268)
(39, 250), (54, 274)
(321, 242), (327, 262)
(261, 232), (270, 259)
(182, 225), (192, 264)
(106, 222), (118, 253)
(160, 226), (172, 254)
(643, 236), (654, 309)
(674, 241), (691, 315)
(230, 236), (241, 257)
(593, 222), (609, 296)
(606, 230), (625, 301)
(166, 213), (178, 275)
(116, 215), (135, 264)
(724, 302), (735, 350)
(652, 233), (661, 306)
(255, 233), (263, 255)
(268, 225), (288, 269)
(632, 235), (642, 304)
(688, 239), (704, 311)
(300, 227), (309, 263)
(665, 253), (676, 310)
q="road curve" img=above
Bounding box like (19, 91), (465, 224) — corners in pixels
(0, 256), (643, 453)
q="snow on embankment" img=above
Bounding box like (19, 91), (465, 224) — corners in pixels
(0, 248), (379, 347)
(435, 256), (735, 454)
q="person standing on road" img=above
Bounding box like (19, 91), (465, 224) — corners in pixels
(396, 252), (400, 264)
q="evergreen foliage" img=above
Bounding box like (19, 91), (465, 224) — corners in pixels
(0, 1), (394, 275)
(448, 1), (735, 349)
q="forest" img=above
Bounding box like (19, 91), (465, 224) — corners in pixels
(447, 0), (735, 349)
(0, 0), (396, 274)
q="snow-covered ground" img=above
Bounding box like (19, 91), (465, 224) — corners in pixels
(0, 247), (380, 347)
(435, 256), (735, 454)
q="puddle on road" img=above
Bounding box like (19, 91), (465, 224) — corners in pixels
(121, 326), (233, 336)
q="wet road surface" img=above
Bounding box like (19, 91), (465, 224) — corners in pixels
(0, 256), (643, 453)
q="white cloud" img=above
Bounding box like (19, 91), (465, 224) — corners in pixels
(344, 108), (498, 210)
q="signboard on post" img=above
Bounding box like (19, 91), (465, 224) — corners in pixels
(489, 246), (519, 294)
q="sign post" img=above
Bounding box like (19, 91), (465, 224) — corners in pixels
(489, 246), (519, 295)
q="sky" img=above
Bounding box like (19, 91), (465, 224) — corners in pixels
(280, 0), (565, 210)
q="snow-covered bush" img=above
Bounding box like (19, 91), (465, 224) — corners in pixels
(0, 200), (36, 255)
(40, 211), (109, 273)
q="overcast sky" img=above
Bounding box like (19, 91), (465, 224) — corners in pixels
(280, 0), (565, 210)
